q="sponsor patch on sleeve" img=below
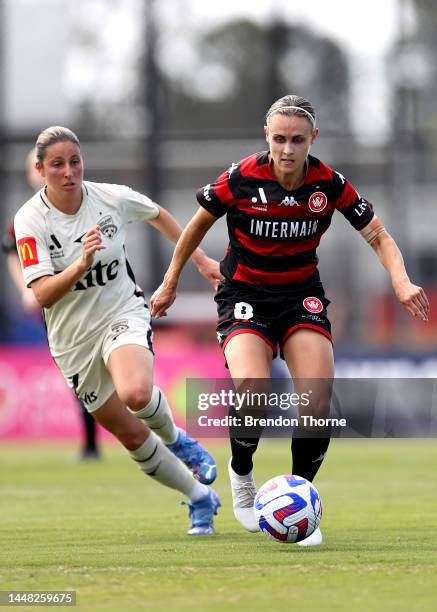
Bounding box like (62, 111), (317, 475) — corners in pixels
(17, 237), (39, 268)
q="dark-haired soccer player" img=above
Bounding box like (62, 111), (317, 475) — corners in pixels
(151, 94), (429, 545)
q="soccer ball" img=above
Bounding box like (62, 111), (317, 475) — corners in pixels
(254, 474), (322, 543)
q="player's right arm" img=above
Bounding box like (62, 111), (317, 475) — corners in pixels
(150, 208), (217, 318)
(30, 227), (105, 308)
(7, 252), (41, 312)
(14, 213), (104, 308)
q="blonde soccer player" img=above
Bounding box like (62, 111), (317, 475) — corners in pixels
(14, 126), (224, 535)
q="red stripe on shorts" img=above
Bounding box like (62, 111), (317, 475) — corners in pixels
(222, 328), (276, 355)
(280, 324), (333, 347)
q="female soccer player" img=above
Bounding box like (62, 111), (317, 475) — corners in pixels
(150, 94), (429, 545)
(14, 126), (222, 535)
(3, 149), (101, 461)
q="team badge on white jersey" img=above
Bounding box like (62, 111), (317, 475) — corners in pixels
(98, 215), (118, 238)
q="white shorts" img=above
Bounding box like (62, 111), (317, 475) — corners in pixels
(54, 306), (153, 413)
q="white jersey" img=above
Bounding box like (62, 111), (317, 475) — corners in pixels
(14, 181), (159, 364)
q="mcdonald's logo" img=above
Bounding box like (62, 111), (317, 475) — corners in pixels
(17, 237), (39, 268)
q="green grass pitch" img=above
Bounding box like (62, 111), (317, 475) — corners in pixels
(1, 439), (437, 611)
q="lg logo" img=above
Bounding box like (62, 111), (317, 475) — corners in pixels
(354, 200), (368, 217)
(203, 184), (212, 202)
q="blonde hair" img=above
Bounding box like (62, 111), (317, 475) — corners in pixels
(35, 126), (80, 163)
(265, 95), (316, 128)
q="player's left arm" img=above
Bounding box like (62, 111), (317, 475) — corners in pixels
(360, 215), (429, 321)
(147, 204), (223, 289)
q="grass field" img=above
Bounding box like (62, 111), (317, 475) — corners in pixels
(1, 439), (437, 611)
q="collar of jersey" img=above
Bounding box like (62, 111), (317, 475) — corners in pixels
(40, 183), (88, 218)
(265, 152), (311, 191)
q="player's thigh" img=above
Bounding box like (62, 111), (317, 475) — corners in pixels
(216, 280), (276, 377)
(225, 334), (274, 426)
(92, 391), (149, 450)
(55, 340), (115, 413)
(283, 329), (334, 418)
(283, 328), (334, 379)
(225, 333), (273, 380)
(106, 344), (154, 409)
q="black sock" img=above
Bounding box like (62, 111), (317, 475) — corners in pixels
(229, 401), (264, 475)
(230, 435), (261, 475)
(291, 435), (330, 482)
(79, 402), (98, 453)
(228, 378), (270, 475)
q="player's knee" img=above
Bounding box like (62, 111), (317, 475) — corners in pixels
(120, 385), (153, 412)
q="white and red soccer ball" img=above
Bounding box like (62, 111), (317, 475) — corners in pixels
(254, 474), (322, 543)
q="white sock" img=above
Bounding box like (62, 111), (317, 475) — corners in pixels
(230, 463), (254, 481)
(129, 386), (178, 444)
(189, 481), (209, 502)
(128, 432), (196, 496)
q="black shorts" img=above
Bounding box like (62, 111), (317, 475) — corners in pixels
(214, 274), (332, 359)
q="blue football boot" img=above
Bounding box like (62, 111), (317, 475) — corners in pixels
(183, 489), (221, 535)
(167, 428), (217, 484)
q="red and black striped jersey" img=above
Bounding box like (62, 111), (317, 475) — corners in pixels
(196, 152), (374, 288)
(1, 222), (16, 254)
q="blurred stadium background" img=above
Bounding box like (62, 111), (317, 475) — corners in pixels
(1, 0), (437, 440)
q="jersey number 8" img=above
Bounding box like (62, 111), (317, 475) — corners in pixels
(234, 302), (254, 320)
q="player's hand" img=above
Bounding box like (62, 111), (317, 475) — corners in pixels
(194, 255), (224, 290)
(393, 278), (429, 321)
(81, 226), (105, 269)
(150, 282), (177, 319)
